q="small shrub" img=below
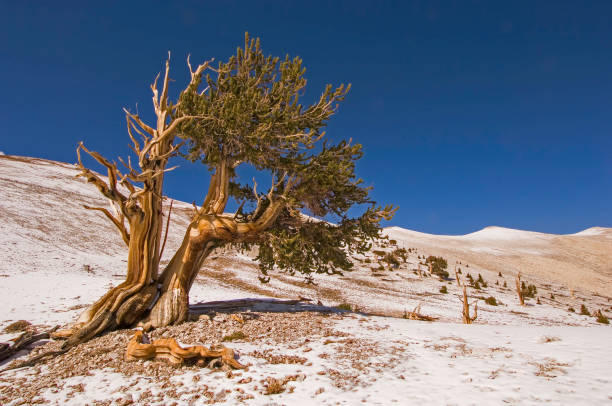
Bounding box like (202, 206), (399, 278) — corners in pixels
(389, 239), (397, 245)
(521, 283), (537, 298)
(477, 274), (485, 284)
(580, 304), (590, 316)
(337, 303), (352, 311)
(537, 297), (541, 305)
(264, 377), (286, 395)
(550, 293), (555, 299)
(382, 252), (401, 268)
(503, 281), (507, 288)
(425, 255), (449, 279)
(457, 268), (462, 274)
(595, 310), (609, 324)
(568, 307), (575, 313)
(222, 331), (247, 342)
(439, 286), (448, 294)
(392, 247), (408, 262)
(484, 296), (498, 306)
(364, 258), (371, 263)
(372, 250), (386, 257)
(473, 281), (481, 290)
(498, 272), (502, 277)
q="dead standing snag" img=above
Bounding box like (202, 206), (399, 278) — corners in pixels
(460, 286), (478, 324)
(516, 272), (525, 306)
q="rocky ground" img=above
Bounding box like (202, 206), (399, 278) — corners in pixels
(1, 155), (611, 405)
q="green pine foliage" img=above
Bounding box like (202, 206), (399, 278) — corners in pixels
(392, 247), (409, 263)
(477, 274), (488, 288)
(521, 283), (537, 298)
(175, 33), (395, 279)
(485, 296), (498, 306)
(580, 304), (591, 316)
(595, 310), (609, 324)
(425, 256), (449, 279)
(382, 252), (401, 269)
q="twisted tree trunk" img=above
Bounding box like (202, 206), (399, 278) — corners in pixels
(58, 187), (164, 348)
(55, 55), (295, 350)
(55, 56), (214, 348)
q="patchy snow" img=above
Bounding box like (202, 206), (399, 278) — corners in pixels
(1, 155), (611, 405)
(573, 227), (610, 237)
(2, 316), (611, 405)
(463, 226), (553, 241)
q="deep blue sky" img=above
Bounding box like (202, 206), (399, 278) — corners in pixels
(1, 1), (610, 234)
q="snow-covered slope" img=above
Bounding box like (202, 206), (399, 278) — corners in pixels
(385, 224), (612, 296)
(1, 155), (611, 405)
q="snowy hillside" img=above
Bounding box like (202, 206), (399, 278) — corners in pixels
(1, 154), (611, 405)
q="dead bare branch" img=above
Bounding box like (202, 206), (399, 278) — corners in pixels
(159, 200), (174, 260)
(83, 205), (130, 246)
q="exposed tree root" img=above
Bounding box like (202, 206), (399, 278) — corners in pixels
(125, 331), (246, 369)
(0, 326), (58, 363)
(53, 283), (158, 349)
(0, 326), (60, 372)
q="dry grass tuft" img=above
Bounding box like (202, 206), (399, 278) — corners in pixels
(3, 320), (31, 333)
(532, 358), (570, 378)
(222, 330), (247, 342)
(263, 377), (285, 395)
(336, 303), (352, 311)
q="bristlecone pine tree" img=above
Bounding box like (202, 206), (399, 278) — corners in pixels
(55, 33), (395, 349)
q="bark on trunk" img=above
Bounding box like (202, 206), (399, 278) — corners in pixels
(58, 191), (164, 348)
(56, 56), (216, 349)
(145, 217), (222, 329)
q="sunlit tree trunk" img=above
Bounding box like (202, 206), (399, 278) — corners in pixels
(57, 57), (212, 348)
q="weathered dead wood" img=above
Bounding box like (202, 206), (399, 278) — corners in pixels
(0, 326), (62, 373)
(159, 199), (174, 260)
(460, 286), (478, 324)
(0, 326), (59, 364)
(125, 331), (246, 369)
(403, 303), (438, 321)
(454, 263), (461, 286)
(59, 56), (215, 348)
(516, 272), (525, 306)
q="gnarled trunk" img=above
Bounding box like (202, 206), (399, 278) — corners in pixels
(146, 227), (217, 329)
(59, 191), (164, 348)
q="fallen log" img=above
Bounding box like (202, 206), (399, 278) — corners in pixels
(403, 303), (438, 321)
(125, 330), (246, 369)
